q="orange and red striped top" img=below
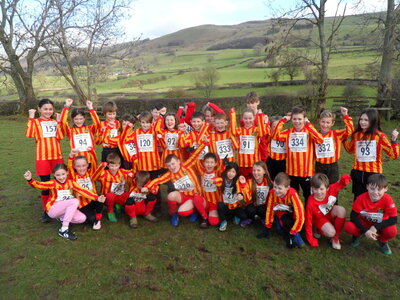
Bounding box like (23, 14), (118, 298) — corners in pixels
(96, 120), (121, 149)
(209, 130), (239, 163)
(94, 164), (133, 195)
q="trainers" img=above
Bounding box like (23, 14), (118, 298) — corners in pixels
(219, 220), (228, 231)
(58, 228), (77, 240)
(189, 212), (199, 222)
(351, 235), (361, 248)
(92, 220), (101, 230)
(240, 219), (252, 228)
(332, 238), (341, 250)
(170, 213), (179, 227)
(107, 212), (117, 222)
(40, 211), (51, 223)
(313, 232), (321, 239)
(129, 217), (138, 229)
(233, 216), (240, 225)
(144, 214), (158, 222)
(114, 204), (123, 214)
(200, 218), (209, 229)
(378, 241), (392, 255)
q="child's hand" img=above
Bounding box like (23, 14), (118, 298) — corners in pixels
(238, 175), (246, 184)
(257, 109), (263, 114)
(391, 128), (398, 141)
(97, 195), (106, 203)
(55, 113), (61, 122)
(202, 135), (209, 144)
(304, 117), (309, 124)
(178, 123), (186, 131)
(365, 226), (378, 240)
(264, 114), (269, 124)
(65, 98), (73, 106)
(101, 162), (108, 167)
(282, 115), (291, 122)
(157, 134), (162, 139)
(128, 172), (134, 178)
(28, 109), (36, 118)
(86, 100), (93, 110)
(70, 148), (80, 157)
(340, 107), (348, 116)
(229, 108), (235, 113)
(24, 170), (32, 180)
(141, 187), (149, 193)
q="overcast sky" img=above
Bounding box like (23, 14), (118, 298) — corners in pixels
(122, 0), (387, 40)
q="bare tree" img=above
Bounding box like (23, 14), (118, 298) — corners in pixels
(193, 66), (220, 98)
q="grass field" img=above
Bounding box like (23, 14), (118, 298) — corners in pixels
(1, 116), (399, 299)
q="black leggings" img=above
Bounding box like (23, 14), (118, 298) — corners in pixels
(289, 176), (311, 204)
(79, 201), (104, 224)
(217, 202), (247, 222)
(245, 204), (266, 220)
(279, 213), (295, 236)
(39, 175), (51, 196)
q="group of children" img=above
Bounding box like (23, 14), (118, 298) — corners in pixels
(24, 92), (399, 255)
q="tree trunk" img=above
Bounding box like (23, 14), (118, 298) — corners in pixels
(316, 0), (328, 118)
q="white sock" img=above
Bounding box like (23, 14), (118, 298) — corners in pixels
(61, 226), (68, 232)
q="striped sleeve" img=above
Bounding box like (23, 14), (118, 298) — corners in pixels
(290, 190), (305, 234)
(265, 192), (276, 228)
(72, 181), (98, 200)
(27, 178), (55, 190)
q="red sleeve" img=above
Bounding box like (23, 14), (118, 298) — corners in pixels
(185, 102), (196, 125)
(305, 198), (319, 247)
(208, 102), (225, 114)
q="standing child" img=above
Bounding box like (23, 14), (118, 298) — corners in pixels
(266, 116), (286, 180)
(24, 164), (105, 240)
(305, 173), (350, 250)
(26, 99), (65, 222)
(344, 174), (397, 255)
(272, 106), (324, 202)
(258, 172), (305, 249)
(60, 98), (101, 168)
(344, 108), (398, 199)
(315, 107), (354, 184)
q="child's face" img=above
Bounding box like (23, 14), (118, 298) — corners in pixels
(252, 165), (266, 182)
(73, 114), (85, 127)
(204, 111), (214, 125)
(226, 168), (237, 180)
(105, 111), (116, 122)
(166, 158), (181, 173)
(367, 184), (387, 202)
(54, 168), (68, 183)
(359, 113), (370, 132)
(151, 108), (160, 120)
(108, 163), (120, 174)
(140, 120), (151, 131)
(191, 117), (204, 131)
(122, 120), (130, 128)
(291, 113), (305, 131)
(214, 118), (227, 132)
(74, 158), (89, 176)
(165, 115), (176, 130)
(311, 185), (328, 201)
(38, 104), (54, 119)
(203, 157), (217, 173)
(273, 183), (290, 198)
(319, 117), (334, 133)
(242, 112), (255, 128)
(246, 101), (259, 113)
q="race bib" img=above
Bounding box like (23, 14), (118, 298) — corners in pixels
(129, 192), (146, 202)
(173, 175), (195, 191)
(273, 204), (293, 212)
(271, 139), (286, 154)
(256, 186), (269, 205)
(111, 182), (125, 196)
(203, 173), (217, 193)
(315, 137), (335, 159)
(239, 135), (256, 155)
(124, 142), (137, 156)
(356, 141), (377, 162)
(138, 134), (153, 152)
(73, 133), (92, 152)
(56, 189), (74, 202)
(41, 121), (57, 138)
(223, 187), (238, 204)
(289, 132), (307, 152)
(76, 177), (93, 191)
(194, 142), (209, 160)
(109, 129), (118, 138)
(318, 195), (337, 215)
(360, 210), (383, 223)
(216, 139), (233, 159)
(165, 133), (179, 151)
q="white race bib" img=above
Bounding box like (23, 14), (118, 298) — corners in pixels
(203, 173), (217, 193)
(41, 121), (57, 138)
(318, 195), (337, 215)
(73, 133), (92, 152)
(165, 133), (179, 151)
(216, 139), (233, 159)
(256, 186), (269, 205)
(109, 129), (118, 138)
(76, 177), (93, 191)
(111, 182), (125, 196)
(271, 139), (286, 154)
(273, 204), (293, 213)
(315, 137), (335, 159)
(223, 187), (238, 204)
(289, 132), (307, 152)
(356, 141), (377, 162)
(360, 210), (383, 223)
(193, 142), (209, 160)
(56, 189), (74, 202)
(129, 192), (146, 202)
(138, 134), (153, 152)
(239, 135), (256, 155)
(124, 142), (137, 156)
(173, 175), (195, 191)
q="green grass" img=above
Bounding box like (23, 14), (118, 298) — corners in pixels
(1, 116), (400, 298)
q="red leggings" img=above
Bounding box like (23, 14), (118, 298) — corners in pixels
(125, 200), (156, 218)
(105, 192), (130, 213)
(344, 221), (397, 243)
